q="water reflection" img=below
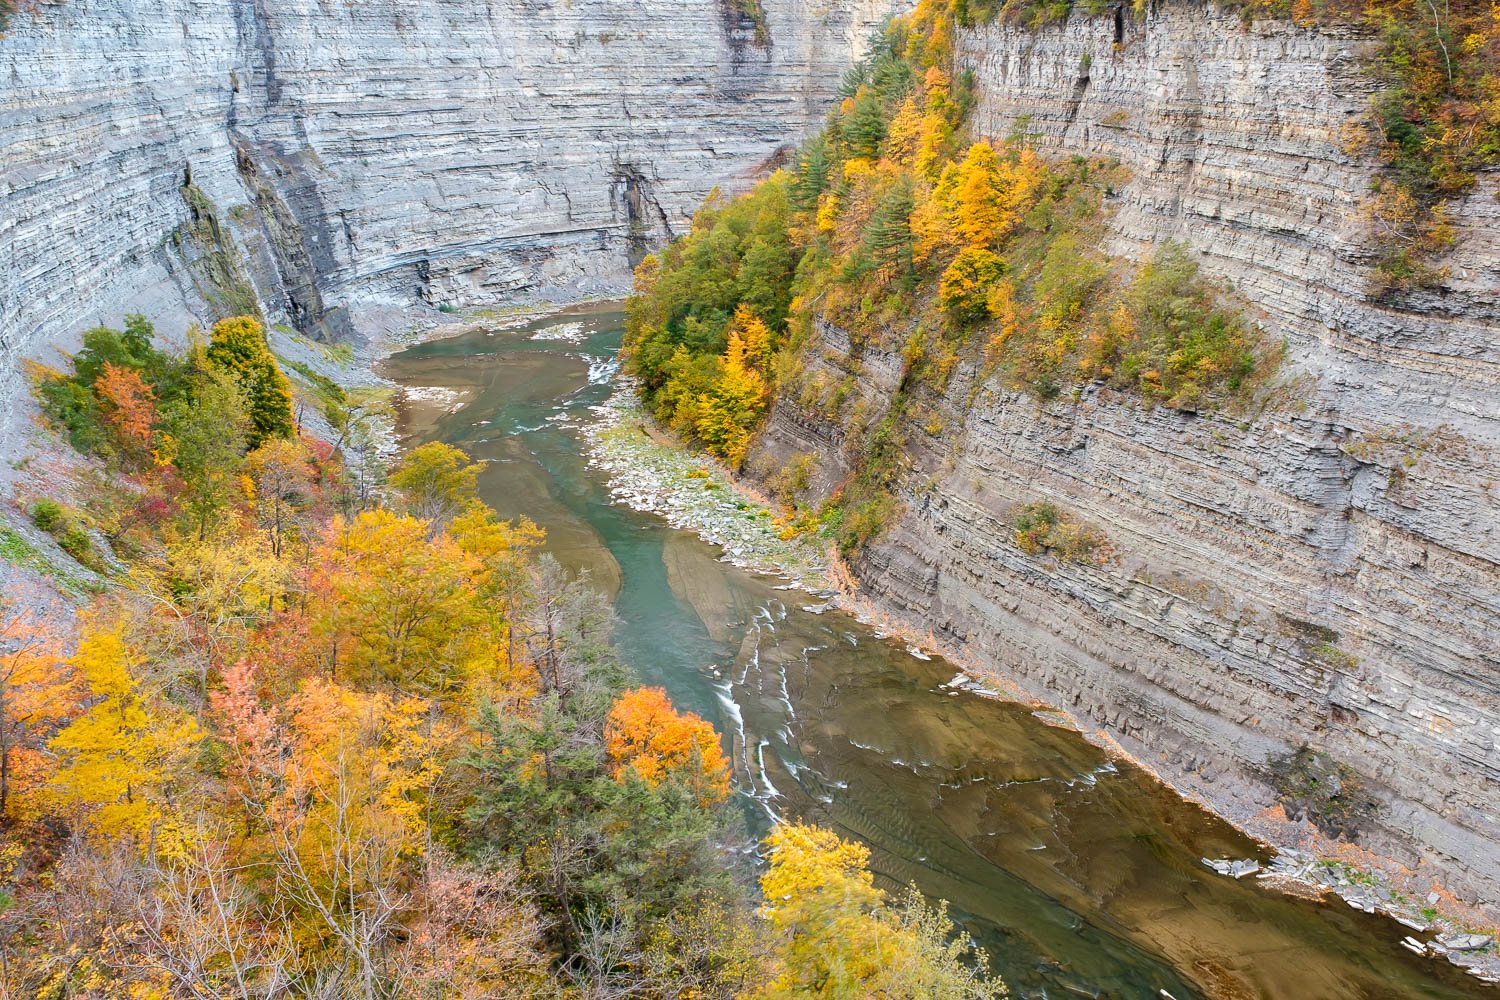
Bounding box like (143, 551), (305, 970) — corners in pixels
(386, 304), (1490, 1000)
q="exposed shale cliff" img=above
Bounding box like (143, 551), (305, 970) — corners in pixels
(751, 5), (1500, 907)
(0, 0), (895, 423)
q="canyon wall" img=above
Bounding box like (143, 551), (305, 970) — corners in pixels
(0, 0), (897, 432)
(4, 0), (1496, 909)
(752, 6), (1500, 907)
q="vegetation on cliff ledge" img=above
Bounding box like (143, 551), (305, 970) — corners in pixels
(625, 0), (1273, 552)
(1244, 0), (1499, 290)
(627, 0), (1494, 549)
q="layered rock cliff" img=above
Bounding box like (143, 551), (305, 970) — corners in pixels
(4, 0), (1496, 913)
(751, 5), (1500, 907)
(0, 0), (896, 435)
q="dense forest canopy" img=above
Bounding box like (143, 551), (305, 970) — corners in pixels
(1, 313), (1009, 998)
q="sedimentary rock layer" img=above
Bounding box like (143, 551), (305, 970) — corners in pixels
(753, 6), (1500, 907)
(0, 0), (895, 390)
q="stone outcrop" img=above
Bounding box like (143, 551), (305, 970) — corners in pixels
(751, 6), (1500, 909)
(0, 0), (897, 434)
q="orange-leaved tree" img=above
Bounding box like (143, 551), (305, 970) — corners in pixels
(603, 686), (731, 805)
(0, 599), (76, 823)
(95, 361), (159, 461)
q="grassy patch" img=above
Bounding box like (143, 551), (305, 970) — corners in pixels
(0, 528), (49, 574)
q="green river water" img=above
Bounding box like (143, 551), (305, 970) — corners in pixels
(386, 303), (1492, 1000)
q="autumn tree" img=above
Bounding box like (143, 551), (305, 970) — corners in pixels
(604, 686), (731, 805)
(206, 668), (461, 994)
(308, 508), (488, 691)
(939, 246), (1006, 325)
(48, 621), (203, 855)
(246, 436), (317, 559)
(282, 678), (447, 860)
(95, 361), (159, 461)
(449, 505), (545, 698)
(936, 142), (1043, 249)
(388, 440), (484, 529)
(150, 532), (289, 694)
(0, 600), (74, 822)
(694, 330), (769, 469)
(752, 823), (1006, 999)
(160, 358), (252, 540)
(207, 315), (295, 447)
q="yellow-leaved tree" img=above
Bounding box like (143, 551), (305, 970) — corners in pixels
(48, 621), (203, 856)
(694, 328), (768, 469)
(936, 141), (1043, 250)
(388, 440), (485, 529)
(751, 822), (1006, 999)
(448, 505), (546, 702)
(308, 509), (489, 692)
(284, 678), (449, 860)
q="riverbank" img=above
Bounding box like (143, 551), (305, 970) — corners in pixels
(257, 300), (1500, 987)
(578, 372), (1500, 987)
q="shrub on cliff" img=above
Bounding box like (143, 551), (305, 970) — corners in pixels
(939, 246), (1006, 325)
(1081, 243), (1261, 408)
(1012, 501), (1112, 565)
(30, 499), (105, 572)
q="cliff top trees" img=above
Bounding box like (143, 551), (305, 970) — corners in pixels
(206, 315), (295, 447)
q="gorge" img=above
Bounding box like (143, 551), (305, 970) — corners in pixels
(385, 303), (1495, 997)
(2, 0), (1498, 994)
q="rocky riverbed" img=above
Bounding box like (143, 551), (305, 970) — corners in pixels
(580, 383), (831, 592)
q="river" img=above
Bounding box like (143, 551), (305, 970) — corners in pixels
(386, 303), (1492, 1000)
